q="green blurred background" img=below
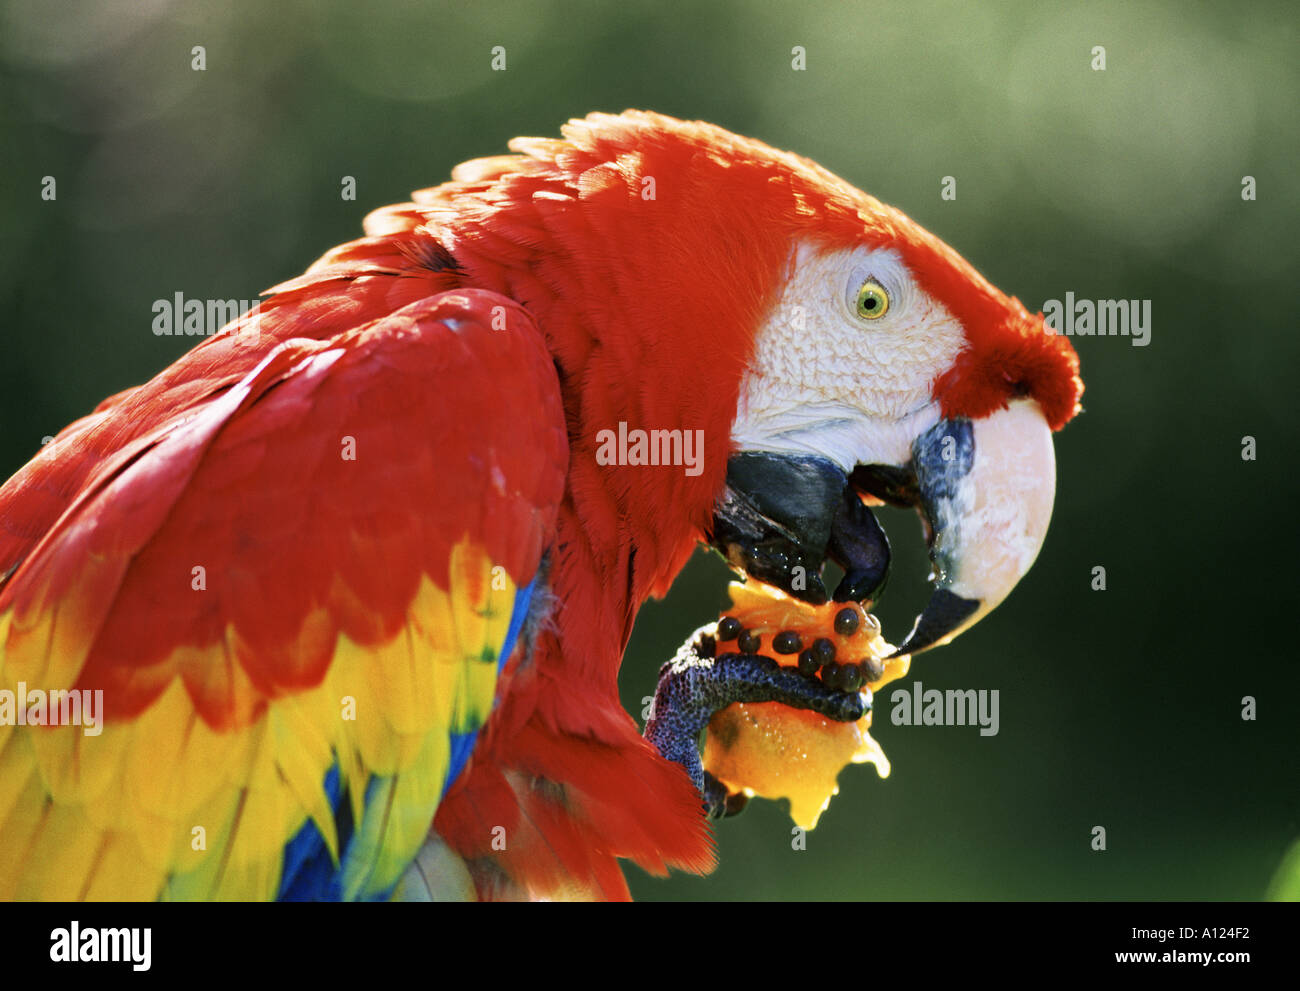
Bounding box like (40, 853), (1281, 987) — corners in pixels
(1, 0), (1296, 900)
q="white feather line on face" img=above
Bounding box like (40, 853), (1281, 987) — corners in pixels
(731, 240), (967, 471)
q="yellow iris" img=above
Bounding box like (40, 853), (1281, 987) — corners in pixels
(856, 280), (889, 319)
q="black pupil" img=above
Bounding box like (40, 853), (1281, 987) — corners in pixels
(864, 296), (877, 309)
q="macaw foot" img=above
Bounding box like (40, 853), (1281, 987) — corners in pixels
(643, 625), (869, 819)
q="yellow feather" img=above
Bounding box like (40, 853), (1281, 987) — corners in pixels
(80, 831), (167, 901)
(0, 768), (45, 899)
(0, 535), (512, 901)
(269, 698), (340, 864)
(16, 803), (107, 901)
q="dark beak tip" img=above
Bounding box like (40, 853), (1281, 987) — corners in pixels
(887, 589), (981, 658)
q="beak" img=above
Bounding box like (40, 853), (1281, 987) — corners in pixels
(884, 398), (1056, 656)
(709, 398), (1056, 657)
(708, 452), (891, 606)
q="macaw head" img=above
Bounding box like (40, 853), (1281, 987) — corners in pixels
(706, 169), (1083, 656)
(715, 227), (1079, 654)
(430, 111), (1083, 655)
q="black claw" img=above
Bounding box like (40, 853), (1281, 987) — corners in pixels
(701, 771), (730, 819)
(701, 771), (751, 819)
(723, 790), (750, 817)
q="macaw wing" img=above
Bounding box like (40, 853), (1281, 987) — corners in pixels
(0, 289), (567, 901)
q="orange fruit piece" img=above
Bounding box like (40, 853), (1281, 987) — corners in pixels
(702, 582), (910, 829)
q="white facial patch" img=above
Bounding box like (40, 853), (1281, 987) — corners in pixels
(730, 241), (967, 471)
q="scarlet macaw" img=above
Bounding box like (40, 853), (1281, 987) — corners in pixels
(0, 111), (1081, 900)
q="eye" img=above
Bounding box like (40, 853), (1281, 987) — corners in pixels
(855, 279), (890, 320)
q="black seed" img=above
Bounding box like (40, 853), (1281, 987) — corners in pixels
(772, 630), (803, 654)
(812, 637), (836, 666)
(696, 633), (716, 658)
(797, 649), (820, 677)
(737, 630), (762, 654)
(862, 657), (885, 682)
(716, 616), (742, 641)
(839, 663), (865, 692)
(820, 662), (842, 690)
(834, 607), (860, 636)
